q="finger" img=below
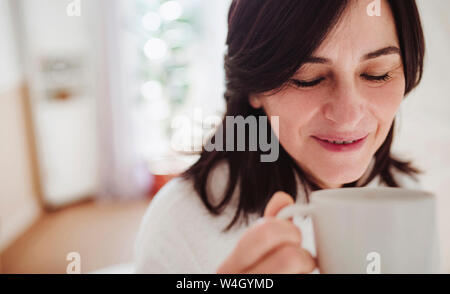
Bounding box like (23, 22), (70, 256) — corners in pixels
(264, 191), (295, 218)
(243, 245), (317, 274)
(216, 218), (302, 274)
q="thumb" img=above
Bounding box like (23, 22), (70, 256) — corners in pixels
(264, 191), (295, 218)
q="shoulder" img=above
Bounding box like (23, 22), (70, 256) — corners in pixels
(133, 160), (246, 273)
(133, 177), (199, 272)
(134, 176), (215, 247)
(141, 176), (198, 219)
(133, 177), (216, 273)
(136, 159), (239, 238)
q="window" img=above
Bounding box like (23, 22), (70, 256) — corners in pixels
(126, 0), (231, 170)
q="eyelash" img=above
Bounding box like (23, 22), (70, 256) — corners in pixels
(290, 77), (325, 88)
(361, 73), (392, 82)
(290, 73), (392, 88)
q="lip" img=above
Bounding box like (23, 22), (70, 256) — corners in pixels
(313, 134), (369, 142)
(312, 135), (368, 152)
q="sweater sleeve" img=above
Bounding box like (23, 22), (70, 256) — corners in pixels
(133, 178), (205, 274)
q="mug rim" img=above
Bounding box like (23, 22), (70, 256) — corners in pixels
(309, 187), (434, 204)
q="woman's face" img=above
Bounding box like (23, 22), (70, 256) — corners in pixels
(250, 0), (405, 188)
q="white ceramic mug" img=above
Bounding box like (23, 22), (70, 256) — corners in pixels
(276, 187), (441, 274)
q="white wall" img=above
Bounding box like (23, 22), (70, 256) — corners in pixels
(0, 0), (40, 252)
(0, 0), (22, 92)
(393, 0), (450, 273)
(19, 0), (99, 207)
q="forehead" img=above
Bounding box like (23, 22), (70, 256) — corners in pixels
(313, 0), (399, 60)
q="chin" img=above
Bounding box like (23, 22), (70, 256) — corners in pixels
(313, 162), (369, 187)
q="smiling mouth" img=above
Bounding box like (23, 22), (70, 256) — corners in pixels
(311, 134), (369, 152)
(317, 138), (362, 145)
(312, 133), (369, 145)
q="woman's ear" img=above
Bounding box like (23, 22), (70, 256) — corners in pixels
(249, 95), (263, 109)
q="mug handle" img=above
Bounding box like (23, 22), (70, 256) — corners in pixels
(276, 203), (314, 220)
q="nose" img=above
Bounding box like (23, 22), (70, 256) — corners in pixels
(323, 80), (365, 128)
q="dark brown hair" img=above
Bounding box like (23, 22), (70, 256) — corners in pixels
(183, 0), (425, 231)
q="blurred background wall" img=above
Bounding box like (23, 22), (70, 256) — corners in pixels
(0, 0), (449, 273)
(15, 0), (99, 209)
(0, 0), (41, 254)
(0, 0), (231, 273)
(393, 0), (450, 272)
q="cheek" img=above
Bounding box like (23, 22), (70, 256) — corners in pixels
(372, 80), (404, 119)
(365, 79), (405, 144)
(263, 93), (319, 145)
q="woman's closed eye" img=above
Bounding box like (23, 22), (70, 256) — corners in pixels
(361, 73), (392, 83)
(289, 72), (393, 89)
(289, 77), (325, 88)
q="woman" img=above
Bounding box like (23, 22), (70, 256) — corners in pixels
(134, 0), (425, 274)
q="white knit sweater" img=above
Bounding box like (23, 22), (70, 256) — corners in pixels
(133, 158), (421, 274)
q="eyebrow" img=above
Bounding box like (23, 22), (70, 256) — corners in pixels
(304, 46), (401, 64)
(362, 46), (401, 61)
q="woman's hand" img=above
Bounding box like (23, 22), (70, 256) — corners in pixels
(216, 191), (316, 274)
